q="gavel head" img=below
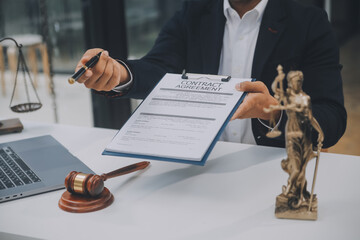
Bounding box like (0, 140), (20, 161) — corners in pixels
(64, 171), (104, 197)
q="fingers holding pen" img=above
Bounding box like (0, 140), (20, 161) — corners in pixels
(75, 69), (93, 84)
(88, 50), (109, 81)
(83, 51), (109, 89)
(76, 50), (122, 91)
(74, 48), (104, 84)
(82, 50), (110, 88)
(72, 48), (130, 91)
(94, 57), (115, 91)
(104, 59), (122, 91)
(86, 56), (115, 91)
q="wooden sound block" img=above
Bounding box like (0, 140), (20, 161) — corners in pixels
(58, 187), (114, 213)
(0, 118), (23, 135)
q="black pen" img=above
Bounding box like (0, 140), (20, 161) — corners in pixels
(68, 51), (103, 84)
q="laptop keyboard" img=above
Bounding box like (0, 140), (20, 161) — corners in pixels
(0, 146), (41, 190)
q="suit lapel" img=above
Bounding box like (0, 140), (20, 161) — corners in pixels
(252, 0), (287, 80)
(200, 0), (226, 74)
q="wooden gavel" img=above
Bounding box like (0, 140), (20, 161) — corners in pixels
(64, 161), (150, 197)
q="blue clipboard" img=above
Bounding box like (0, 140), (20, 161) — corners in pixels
(102, 75), (256, 166)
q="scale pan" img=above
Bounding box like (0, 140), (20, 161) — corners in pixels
(11, 103), (42, 113)
(266, 130), (282, 138)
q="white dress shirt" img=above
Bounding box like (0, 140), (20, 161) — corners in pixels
(218, 0), (268, 144)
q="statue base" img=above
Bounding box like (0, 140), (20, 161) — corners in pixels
(275, 194), (317, 220)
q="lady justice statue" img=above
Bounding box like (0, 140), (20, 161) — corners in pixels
(264, 65), (324, 220)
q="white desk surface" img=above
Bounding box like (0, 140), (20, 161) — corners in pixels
(0, 121), (359, 240)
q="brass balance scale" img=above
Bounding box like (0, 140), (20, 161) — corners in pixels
(0, 37), (42, 134)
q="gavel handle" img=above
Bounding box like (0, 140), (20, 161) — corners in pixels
(101, 161), (150, 181)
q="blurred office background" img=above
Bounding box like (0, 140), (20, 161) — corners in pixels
(0, 0), (359, 155)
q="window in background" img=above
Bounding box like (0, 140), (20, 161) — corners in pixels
(0, 0), (92, 127)
(124, 0), (184, 111)
(46, 0), (85, 72)
(125, 0), (183, 59)
(1, 0), (85, 73)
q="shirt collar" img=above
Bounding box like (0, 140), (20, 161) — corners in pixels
(223, 0), (268, 22)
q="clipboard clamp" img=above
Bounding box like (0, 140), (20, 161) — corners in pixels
(181, 70), (231, 82)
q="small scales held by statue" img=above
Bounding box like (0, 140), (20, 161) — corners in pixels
(264, 65), (324, 220)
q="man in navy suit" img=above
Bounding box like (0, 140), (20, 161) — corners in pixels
(75, 0), (346, 149)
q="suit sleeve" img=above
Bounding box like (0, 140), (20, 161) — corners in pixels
(301, 10), (347, 148)
(95, 2), (189, 99)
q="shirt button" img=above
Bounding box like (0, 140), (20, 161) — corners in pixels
(257, 136), (261, 139)
(233, 132), (237, 136)
(239, 36), (244, 40)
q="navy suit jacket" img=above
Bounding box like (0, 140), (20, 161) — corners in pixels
(104, 0), (346, 148)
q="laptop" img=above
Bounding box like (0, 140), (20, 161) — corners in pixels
(0, 135), (95, 203)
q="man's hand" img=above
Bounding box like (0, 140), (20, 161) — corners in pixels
(74, 48), (130, 91)
(231, 81), (280, 121)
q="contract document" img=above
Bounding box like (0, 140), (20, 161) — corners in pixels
(103, 73), (254, 165)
